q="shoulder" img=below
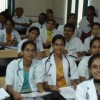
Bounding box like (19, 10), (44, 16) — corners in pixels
(77, 79), (92, 89)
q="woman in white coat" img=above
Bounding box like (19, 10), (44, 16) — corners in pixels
(42, 34), (79, 100)
(5, 41), (44, 100)
(0, 19), (21, 47)
(76, 54), (100, 100)
(40, 19), (60, 48)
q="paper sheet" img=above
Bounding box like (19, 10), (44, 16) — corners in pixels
(59, 86), (75, 99)
(0, 88), (10, 99)
(21, 91), (51, 98)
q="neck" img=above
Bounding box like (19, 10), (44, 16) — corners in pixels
(6, 30), (12, 33)
(54, 52), (62, 60)
(23, 59), (32, 68)
(94, 79), (100, 84)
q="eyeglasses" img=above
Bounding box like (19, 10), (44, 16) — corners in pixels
(91, 65), (100, 70)
(24, 49), (36, 53)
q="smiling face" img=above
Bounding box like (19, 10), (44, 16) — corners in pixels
(90, 57), (100, 80)
(28, 30), (39, 41)
(46, 20), (55, 31)
(90, 40), (100, 55)
(53, 39), (65, 55)
(92, 24), (100, 37)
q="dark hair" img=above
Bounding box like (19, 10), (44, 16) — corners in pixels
(87, 5), (97, 16)
(28, 26), (40, 36)
(5, 19), (14, 26)
(90, 37), (100, 48)
(92, 22), (100, 28)
(67, 13), (77, 20)
(39, 13), (47, 20)
(64, 23), (75, 32)
(15, 7), (23, 12)
(46, 9), (53, 14)
(88, 54), (100, 69)
(52, 34), (66, 46)
(46, 19), (56, 25)
(21, 41), (37, 51)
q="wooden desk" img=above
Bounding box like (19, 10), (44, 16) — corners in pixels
(0, 50), (18, 58)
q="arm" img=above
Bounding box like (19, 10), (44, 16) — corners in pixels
(44, 82), (59, 91)
(6, 85), (23, 99)
(37, 82), (44, 93)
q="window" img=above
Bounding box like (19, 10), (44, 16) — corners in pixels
(66, 0), (88, 25)
(0, 0), (8, 13)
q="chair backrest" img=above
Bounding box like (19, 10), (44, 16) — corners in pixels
(0, 50), (18, 58)
(44, 49), (50, 57)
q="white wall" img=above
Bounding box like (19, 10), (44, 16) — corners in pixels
(15, 0), (67, 24)
(15, 0), (53, 16)
(88, 0), (100, 20)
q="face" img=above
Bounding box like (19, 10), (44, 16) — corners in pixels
(53, 39), (65, 55)
(64, 27), (74, 41)
(16, 8), (23, 17)
(23, 44), (36, 61)
(28, 30), (39, 41)
(87, 8), (94, 16)
(5, 20), (13, 31)
(90, 58), (100, 80)
(92, 25), (100, 37)
(46, 11), (53, 19)
(68, 15), (77, 25)
(38, 14), (46, 25)
(46, 21), (55, 30)
(90, 40), (100, 55)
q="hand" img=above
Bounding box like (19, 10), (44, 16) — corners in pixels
(49, 85), (60, 91)
(13, 92), (23, 100)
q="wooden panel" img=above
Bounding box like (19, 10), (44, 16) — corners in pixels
(44, 49), (50, 56)
(0, 50), (18, 58)
(0, 77), (5, 88)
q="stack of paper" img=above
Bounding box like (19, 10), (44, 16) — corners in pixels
(0, 88), (10, 99)
(59, 86), (75, 99)
(21, 91), (51, 98)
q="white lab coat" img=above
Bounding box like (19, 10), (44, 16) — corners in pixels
(78, 56), (91, 79)
(84, 35), (94, 50)
(75, 79), (98, 100)
(0, 29), (21, 42)
(42, 54), (79, 86)
(18, 38), (44, 53)
(40, 27), (61, 43)
(5, 58), (45, 100)
(79, 16), (99, 33)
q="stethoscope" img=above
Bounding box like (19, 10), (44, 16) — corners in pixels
(17, 58), (36, 83)
(45, 52), (71, 77)
(17, 59), (23, 83)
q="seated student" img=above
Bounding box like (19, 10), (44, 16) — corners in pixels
(84, 22), (100, 50)
(26, 13), (47, 34)
(63, 23), (87, 58)
(78, 37), (100, 82)
(5, 41), (45, 100)
(12, 7), (30, 34)
(18, 26), (45, 59)
(58, 13), (78, 37)
(40, 19), (60, 48)
(76, 54), (100, 100)
(42, 35), (79, 100)
(0, 19), (21, 47)
(79, 6), (99, 42)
